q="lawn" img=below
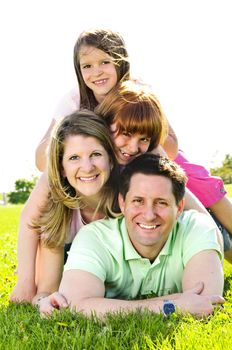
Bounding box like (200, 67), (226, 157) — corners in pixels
(0, 205), (232, 349)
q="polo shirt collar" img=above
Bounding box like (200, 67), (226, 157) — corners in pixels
(120, 217), (179, 261)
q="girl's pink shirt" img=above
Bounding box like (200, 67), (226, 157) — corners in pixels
(175, 150), (226, 208)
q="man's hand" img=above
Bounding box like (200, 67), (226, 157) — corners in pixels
(38, 292), (69, 316)
(176, 282), (225, 317)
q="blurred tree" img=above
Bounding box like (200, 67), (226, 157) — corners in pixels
(8, 177), (37, 204)
(210, 154), (232, 184)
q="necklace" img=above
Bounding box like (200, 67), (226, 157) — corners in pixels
(81, 215), (88, 225)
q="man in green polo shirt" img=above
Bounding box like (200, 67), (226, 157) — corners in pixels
(39, 154), (224, 317)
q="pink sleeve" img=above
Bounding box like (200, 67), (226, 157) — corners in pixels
(66, 209), (84, 243)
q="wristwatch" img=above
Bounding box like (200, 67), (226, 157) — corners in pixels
(163, 300), (176, 316)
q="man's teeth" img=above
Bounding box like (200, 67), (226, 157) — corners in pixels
(139, 223), (157, 229)
(79, 175), (97, 182)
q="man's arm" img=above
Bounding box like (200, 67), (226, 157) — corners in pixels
(39, 268), (224, 318)
(182, 250), (224, 295)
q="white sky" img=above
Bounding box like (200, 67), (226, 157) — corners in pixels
(0, 0), (231, 192)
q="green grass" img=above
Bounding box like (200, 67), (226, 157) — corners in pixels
(0, 205), (232, 349)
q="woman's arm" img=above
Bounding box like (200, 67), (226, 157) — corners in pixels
(32, 245), (64, 305)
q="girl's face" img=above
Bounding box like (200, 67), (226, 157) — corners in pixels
(79, 45), (118, 103)
(110, 123), (151, 165)
(62, 135), (111, 198)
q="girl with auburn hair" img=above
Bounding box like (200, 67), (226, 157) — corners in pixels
(96, 80), (169, 164)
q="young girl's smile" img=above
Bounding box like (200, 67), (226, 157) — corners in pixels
(79, 45), (118, 103)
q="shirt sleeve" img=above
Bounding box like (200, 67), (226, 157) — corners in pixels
(64, 226), (112, 282)
(180, 212), (223, 266)
(53, 88), (80, 121)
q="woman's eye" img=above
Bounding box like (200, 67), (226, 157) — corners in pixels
(82, 64), (91, 69)
(69, 155), (79, 161)
(91, 152), (102, 157)
(102, 60), (110, 65)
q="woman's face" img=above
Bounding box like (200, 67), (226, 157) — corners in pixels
(79, 45), (118, 103)
(110, 123), (151, 165)
(62, 135), (111, 198)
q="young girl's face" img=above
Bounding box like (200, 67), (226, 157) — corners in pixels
(79, 45), (118, 103)
(110, 123), (151, 165)
(62, 135), (111, 198)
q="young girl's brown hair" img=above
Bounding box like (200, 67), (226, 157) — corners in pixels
(96, 80), (168, 151)
(73, 28), (130, 110)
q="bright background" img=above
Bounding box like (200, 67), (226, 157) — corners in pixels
(1, 0), (231, 192)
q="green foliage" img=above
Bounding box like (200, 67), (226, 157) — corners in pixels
(7, 177), (37, 204)
(225, 184), (232, 198)
(211, 154), (232, 184)
(0, 205), (232, 349)
(0, 205), (22, 303)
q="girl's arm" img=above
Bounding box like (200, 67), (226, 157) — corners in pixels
(35, 89), (80, 172)
(162, 122), (179, 160)
(35, 119), (56, 172)
(10, 173), (50, 303)
(184, 188), (209, 214)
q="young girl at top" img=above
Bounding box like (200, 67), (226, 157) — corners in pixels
(35, 28), (232, 258)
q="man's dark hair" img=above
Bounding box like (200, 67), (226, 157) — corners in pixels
(119, 153), (187, 204)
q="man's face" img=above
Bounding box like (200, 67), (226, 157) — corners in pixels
(118, 173), (184, 259)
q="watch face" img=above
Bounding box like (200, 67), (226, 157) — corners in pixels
(163, 301), (176, 316)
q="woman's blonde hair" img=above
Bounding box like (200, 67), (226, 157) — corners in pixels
(35, 110), (119, 248)
(96, 80), (168, 151)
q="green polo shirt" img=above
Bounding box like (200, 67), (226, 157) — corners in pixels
(64, 210), (222, 299)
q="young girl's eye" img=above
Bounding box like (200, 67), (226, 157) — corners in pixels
(82, 64), (91, 69)
(102, 60), (110, 65)
(122, 131), (131, 137)
(140, 137), (151, 143)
